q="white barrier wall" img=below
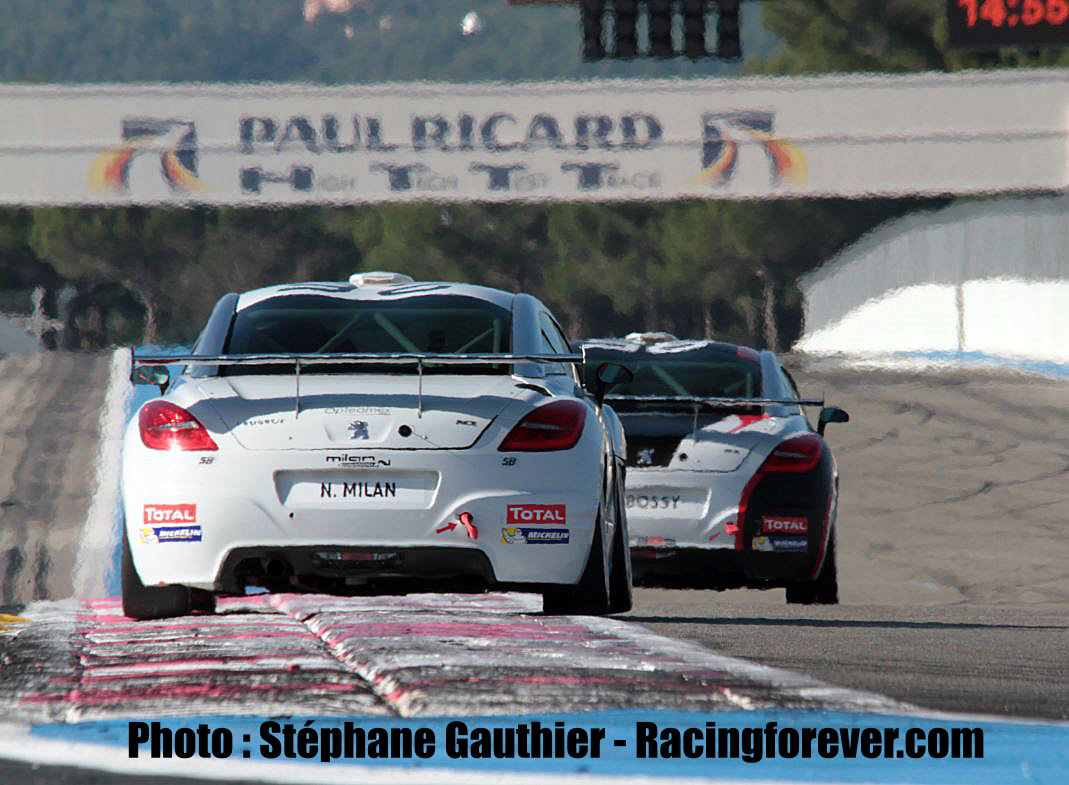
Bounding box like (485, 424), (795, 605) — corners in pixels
(0, 69), (1067, 205)
(798, 285), (962, 355)
(797, 196), (1069, 364)
(798, 280), (1069, 364)
(962, 280), (1069, 363)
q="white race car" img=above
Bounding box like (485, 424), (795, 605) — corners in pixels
(580, 335), (849, 604)
(123, 273), (633, 619)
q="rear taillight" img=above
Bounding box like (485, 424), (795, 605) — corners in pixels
(735, 433), (824, 551)
(498, 400), (586, 452)
(139, 401), (218, 451)
(736, 346), (761, 363)
(761, 433), (823, 473)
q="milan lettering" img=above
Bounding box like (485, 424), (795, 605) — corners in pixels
(320, 481), (398, 499)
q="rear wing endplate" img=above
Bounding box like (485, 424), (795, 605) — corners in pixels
(605, 394), (824, 408)
(130, 349), (582, 418)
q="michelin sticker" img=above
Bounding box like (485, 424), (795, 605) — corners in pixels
(770, 536), (808, 552)
(752, 536), (774, 552)
(500, 527), (570, 545)
(140, 526), (203, 544)
(753, 535), (808, 553)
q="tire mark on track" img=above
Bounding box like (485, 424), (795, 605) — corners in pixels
(0, 353), (109, 605)
(34, 542), (49, 601)
(793, 362), (1069, 606)
(2, 352), (76, 604)
(1, 549), (25, 606)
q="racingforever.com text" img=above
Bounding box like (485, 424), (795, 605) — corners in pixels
(128, 719), (984, 763)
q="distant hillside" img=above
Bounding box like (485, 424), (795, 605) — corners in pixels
(0, 0), (777, 85)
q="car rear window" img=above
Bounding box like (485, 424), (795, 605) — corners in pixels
(589, 349), (762, 399)
(223, 294), (512, 375)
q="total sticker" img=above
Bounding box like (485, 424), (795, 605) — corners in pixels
(506, 504), (566, 525)
(762, 516), (809, 534)
(143, 504), (197, 524)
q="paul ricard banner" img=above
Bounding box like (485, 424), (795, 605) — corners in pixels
(0, 69), (1066, 205)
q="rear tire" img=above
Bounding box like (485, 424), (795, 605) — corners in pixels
(607, 484), (633, 614)
(786, 532), (838, 605)
(121, 527), (194, 620)
(542, 512), (612, 616)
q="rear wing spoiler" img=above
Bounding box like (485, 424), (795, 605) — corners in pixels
(604, 394), (852, 436)
(130, 349), (582, 417)
(605, 394), (824, 408)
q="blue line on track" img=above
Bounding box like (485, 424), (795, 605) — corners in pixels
(30, 709), (1069, 784)
(887, 350), (1069, 379)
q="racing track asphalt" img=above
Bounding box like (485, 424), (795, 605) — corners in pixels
(628, 591), (1069, 721)
(630, 357), (1069, 720)
(0, 352), (110, 605)
(0, 351), (1067, 725)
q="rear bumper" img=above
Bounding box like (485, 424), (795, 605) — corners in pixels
(216, 545), (498, 594)
(631, 546), (813, 589)
(121, 427), (601, 591)
(625, 452), (836, 586)
(624, 467), (749, 548)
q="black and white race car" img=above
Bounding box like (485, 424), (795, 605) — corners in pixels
(579, 335), (849, 604)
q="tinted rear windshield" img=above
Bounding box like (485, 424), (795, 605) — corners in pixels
(223, 294), (512, 375)
(590, 350), (762, 399)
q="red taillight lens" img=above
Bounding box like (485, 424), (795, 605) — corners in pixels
(762, 434), (823, 473)
(498, 400), (587, 452)
(139, 401), (218, 451)
(736, 346), (761, 363)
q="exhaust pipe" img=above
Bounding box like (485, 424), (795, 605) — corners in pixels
(264, 556), (291, 581)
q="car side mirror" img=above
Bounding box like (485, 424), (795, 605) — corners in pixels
(132, 365), (170, 394)
(818, 406), (849, 436)
(593, 362), (633, 405)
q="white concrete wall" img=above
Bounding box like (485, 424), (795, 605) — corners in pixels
(797, 196), (1069, 365)
(963, 279), (1069, 363)
(797, 284), (960, 355)
(797, 279), (1069, 363)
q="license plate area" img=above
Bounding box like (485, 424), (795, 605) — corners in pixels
(312, 550), (402, 571)
(276, 470), (439, 510)
(625, 488), (709, 518)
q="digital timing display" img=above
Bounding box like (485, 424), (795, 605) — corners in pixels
(948, 0), (1069, 47)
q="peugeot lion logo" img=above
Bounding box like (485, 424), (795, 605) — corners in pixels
(347, 420), (370, 440)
